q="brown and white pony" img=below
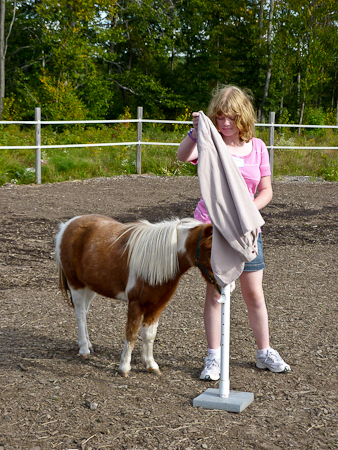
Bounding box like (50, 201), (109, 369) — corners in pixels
(55, 214), (219, 377)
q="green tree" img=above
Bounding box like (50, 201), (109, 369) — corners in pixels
(0, 0), (17, 119)
(34, 0), (117, 119)
(2, 0), (338, 122)
(275, 0), (338, 124)
(106, 0), (185, 117)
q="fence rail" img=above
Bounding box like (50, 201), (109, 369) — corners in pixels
(1, 108), (338, 184)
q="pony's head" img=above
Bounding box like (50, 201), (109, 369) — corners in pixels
(194, 223), (221, 294)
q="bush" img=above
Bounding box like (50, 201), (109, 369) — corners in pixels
(319, 154), (338, 181)
(304, 108), (326, 137)
(39, 72), (88, 121)
(49, 152), (76, 172)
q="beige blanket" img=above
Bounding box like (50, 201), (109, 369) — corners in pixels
(197, 111), (265, 286)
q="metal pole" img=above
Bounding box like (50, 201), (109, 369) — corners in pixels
(194, 280), (254, 411)
(136, 106), (143, 175)
(269, 111), (275, 181)
(219, 285), (230, 398)
(35, 107), (41, 184)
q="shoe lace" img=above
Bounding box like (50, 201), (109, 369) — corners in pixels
(205, 357), (220, 369)
(265, 349), (281, 363)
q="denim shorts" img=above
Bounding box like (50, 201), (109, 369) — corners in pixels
(243, 233), (265, 272)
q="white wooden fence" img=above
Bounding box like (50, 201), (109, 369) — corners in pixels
(1, 107), (338, 184)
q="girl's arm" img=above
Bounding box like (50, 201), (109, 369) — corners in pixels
(177, 112), (200, 162)
(177, 133), (198, 161)
(254, 176), (273, 211)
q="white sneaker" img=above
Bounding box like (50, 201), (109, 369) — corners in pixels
(256, 348), (291, 373)
(200, 355), (220, 381)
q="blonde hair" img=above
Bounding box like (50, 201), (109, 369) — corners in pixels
(207, 85), (256, 142)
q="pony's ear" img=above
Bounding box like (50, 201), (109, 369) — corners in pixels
(203, 223), (213, 238)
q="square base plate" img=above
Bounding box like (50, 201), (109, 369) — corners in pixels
(193, 388), (254, 413)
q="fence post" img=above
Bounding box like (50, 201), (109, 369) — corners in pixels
(136, 106), (143, 174)
(35, 107), (41, 184)
(269, 111), (275, 181)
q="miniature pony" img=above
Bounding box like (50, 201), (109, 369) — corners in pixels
(55, 214), (218, 376)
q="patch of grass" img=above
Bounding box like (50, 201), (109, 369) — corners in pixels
(0, 124), (337, 185)
(269, 128), (338, 180)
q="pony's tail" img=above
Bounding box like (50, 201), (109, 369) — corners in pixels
(56, 260), (74, 308)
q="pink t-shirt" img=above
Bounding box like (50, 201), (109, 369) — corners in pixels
(192, 137), (271, 223)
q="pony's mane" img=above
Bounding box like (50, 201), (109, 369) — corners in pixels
(124, 218), (199, 286)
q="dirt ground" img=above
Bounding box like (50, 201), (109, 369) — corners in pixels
(0, 175), (337, 450)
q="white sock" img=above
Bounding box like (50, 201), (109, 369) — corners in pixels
(257, 347), (270, 357)
(208, 347), (221, 360)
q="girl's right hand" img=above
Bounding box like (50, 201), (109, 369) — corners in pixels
(192, 112), (200, 134)
(177, 112), (200, 162)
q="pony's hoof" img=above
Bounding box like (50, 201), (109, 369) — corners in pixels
(119, 370), (129, 378)
(148, 368), (161, 376)
(79, 353), (90, 360)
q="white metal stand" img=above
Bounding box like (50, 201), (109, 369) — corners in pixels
(193, 285), (254, 413)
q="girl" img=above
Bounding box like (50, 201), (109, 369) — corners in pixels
(177, 85), (290, 380)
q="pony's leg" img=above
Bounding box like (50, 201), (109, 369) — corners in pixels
(140, 321), (160, 375)
(71, 287), (96, 358)
(84, 293), (94, 351)
(140, 290), (176, 375)
(119, 302), (142, 377)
